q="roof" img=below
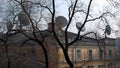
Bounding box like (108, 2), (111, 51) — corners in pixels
(0, 29), (116, 46)
(0, 31), (36, 46)
(65, 31), (115, 46)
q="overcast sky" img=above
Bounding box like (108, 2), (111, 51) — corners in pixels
(0, 0), (120, 38)
(55, 0), (120, 38)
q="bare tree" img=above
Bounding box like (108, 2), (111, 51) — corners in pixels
(0, 0), (118, 68)
(13, 0), (114, 68)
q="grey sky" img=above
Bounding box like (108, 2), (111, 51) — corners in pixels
(55, 0), (119, 38)
(0, 0), (120, 38)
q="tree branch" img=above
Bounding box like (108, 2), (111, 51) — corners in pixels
(68, 0), (93, 47)
(87, 12), (114, 22)
(20, 38), (34, 48)
(65, 0), (78, 46)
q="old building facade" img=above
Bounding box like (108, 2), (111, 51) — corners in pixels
(0, 0), (120, 67)
(57, 38), (116, 68)
(0, 30), (118, 68)
(0, 18), (119, 68)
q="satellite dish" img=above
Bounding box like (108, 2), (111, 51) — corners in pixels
(18, 13), (30, 26)
(55, 16), (67, 28)
(76, 22), (85, 31)
(105, 25), (111, 35)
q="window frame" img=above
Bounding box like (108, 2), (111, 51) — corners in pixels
(87, 66), (94, 68)
(88, 48), (92, 60)
(108, 49), (112, 59)
(76, 48), (81, 61)
(99, 49), (104, 60)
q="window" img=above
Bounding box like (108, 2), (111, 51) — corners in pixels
(108, 50), (112, 59)
(108, 63), (113, 68)
(75, 66), (82, 68)
(76, 48), (81, 61)
(71, 48), (74, 61)
(98, 65), (106, 68)
(31, 50), (36, 60)
(22, 50), (26, 57)
(99, 49), (104, 60)
(87, 66), (94, 68)
(88, 49), (92, 60)
(64, 66), (69, 68)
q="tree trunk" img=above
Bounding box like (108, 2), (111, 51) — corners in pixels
(63, 48), (73, 68)
(5, 45), (10, 68)
(37, 41), (49, 68)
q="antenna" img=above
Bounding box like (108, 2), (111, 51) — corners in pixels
(55, 16), (67, 28)
(76, 22), (85, 31)
(105, 25), (111, 35)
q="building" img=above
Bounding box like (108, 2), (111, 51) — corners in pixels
(0, 32), (46, 68)
(58, 37), (116, 68)
(0, 29), (118, 68)
(0, 16), (119, 68)
(0, 30), (58, 68)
